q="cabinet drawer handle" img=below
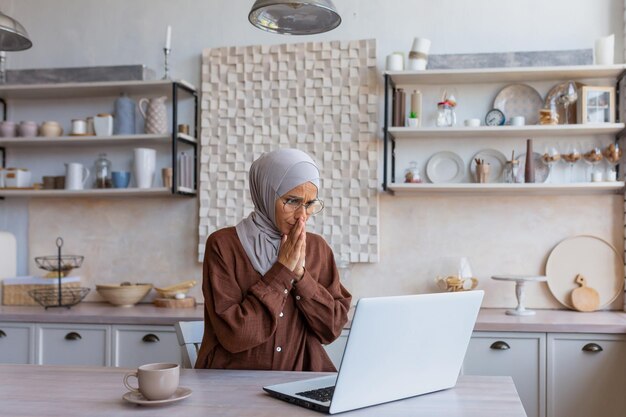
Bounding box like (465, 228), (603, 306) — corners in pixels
(142, 334), (160, 343)
(65, 332), (82, 341)
(490, 341), (510, 350)
(0, 330), (6, 338)
(582, 343), (603, 353)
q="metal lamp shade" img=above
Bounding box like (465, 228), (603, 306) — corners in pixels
(248, 0), (341, 35)
(0, 12), (32, 51)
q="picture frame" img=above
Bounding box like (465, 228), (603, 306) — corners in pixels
(576, 85), (615, 124)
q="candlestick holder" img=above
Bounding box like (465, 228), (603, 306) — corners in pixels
(491, 275), (547, 316)
(162, 47), (171, 80)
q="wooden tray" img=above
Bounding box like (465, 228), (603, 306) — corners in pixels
(153, 297), (196, 308)
(545, 235), (624, 309)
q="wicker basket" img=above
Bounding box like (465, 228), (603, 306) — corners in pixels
(2, 277), (81, 306)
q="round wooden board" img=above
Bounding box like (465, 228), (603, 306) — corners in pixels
(153, 297), (196, 308)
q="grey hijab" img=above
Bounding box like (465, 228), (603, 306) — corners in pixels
(235, 149), (320, 275)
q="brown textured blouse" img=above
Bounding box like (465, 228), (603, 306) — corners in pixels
(195, 227), (352, 372)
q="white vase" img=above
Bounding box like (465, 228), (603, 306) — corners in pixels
(133, 148), (156, 188)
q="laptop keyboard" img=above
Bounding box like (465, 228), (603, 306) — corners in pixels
(296, 386), (335, 403)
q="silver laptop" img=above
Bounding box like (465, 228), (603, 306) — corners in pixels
(263, 290), (484, 414)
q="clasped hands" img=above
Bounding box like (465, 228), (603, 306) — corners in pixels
(277, 218), (306, 280)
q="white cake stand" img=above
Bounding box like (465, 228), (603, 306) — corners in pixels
(491, 275), (547, 316)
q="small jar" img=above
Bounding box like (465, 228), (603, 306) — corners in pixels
(93, 153), (112, 189)
(436, 101), (456, 127)
(404, 161), (422, 183)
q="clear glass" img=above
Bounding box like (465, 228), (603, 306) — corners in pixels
(504, 161), (520, 183)
(93, 153), (112, 189)
(603, 142), (622, 181)
(541, 142), (561, 183)
(557, 81), (578, 125)
(582, 141), (603, 182)
(562, 141), (582, 183)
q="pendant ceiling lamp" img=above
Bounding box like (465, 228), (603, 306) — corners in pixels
(248, 0), (341, 35)
(0, 11), (32, 51)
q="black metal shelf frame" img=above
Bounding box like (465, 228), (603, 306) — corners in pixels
(382, 74), (395, 193)
(172, 81), (198, 196)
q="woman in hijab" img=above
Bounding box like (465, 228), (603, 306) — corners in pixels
(196, 148), (352, 371)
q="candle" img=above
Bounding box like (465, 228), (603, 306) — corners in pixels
(165, 25), (172, 50)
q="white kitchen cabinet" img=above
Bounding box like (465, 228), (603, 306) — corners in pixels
(36, 323), (110, 366)
(323, 329), (350, 369)
(546, 333), (626, 417)
(112, 325), (181, 368)
(463, 331), (546, 417)
(0, 322), (35, 364)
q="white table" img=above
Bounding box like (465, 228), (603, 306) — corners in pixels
(1, 364), (527, 416)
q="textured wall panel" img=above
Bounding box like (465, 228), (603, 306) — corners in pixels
(199, 39), (379, 264)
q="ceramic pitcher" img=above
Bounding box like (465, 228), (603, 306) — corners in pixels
(138, 96), (167, 135)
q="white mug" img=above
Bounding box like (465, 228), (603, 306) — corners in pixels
(510, 116), (526, 126)
(411, 37), (431, 55)
(464, 118), (481, 127)
(65, 163), (90, 190)
(134, 148), (156, 188)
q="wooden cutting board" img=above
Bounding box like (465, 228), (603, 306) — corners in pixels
(153, 297), (196, 308)
(571, 274), (600, 312)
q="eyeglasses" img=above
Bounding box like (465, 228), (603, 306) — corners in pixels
(282, 197), (324, 215)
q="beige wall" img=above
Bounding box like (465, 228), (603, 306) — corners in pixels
(0, 0), (622, 310)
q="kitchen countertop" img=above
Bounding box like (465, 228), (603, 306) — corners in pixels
(0, 365), (526, 417)
(2, 303), (626, 333)
(0, 302), (204, 325)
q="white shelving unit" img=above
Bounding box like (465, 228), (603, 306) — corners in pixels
(0, 134), (170, 148)
(0, 187), (171, 198)
(388, 123), (625, 140)
(0, 79), (198, 197)
(386, 64), (626, 85)
(388, 182), (625, 196)
(382, 64), (626, 194)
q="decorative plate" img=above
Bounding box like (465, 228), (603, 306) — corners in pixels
(545, 235), (624, 309)
(493, 84), (543, 125)
(426, 151), (465, 183)
(469, 149), (507, 183)
(544, 81), (585, 125)
(516, 152), (550, 183)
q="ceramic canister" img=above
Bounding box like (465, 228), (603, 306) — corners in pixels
(114, 94), (136, 135)
(94, 114), (114, 136)
(18, 121), (38, 137)
(0, 121), (16, 137)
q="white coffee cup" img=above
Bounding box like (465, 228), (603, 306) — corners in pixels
(134, 148), (156, 188)
(386, 53), (404, 71)
(65, 163), (90, 190)
(123, 363), (180, 401)
(510, 116), (526, 126)
(411, 37), (431, 55)
(594, 34), (615, 65)
(464, 118), (481, 127)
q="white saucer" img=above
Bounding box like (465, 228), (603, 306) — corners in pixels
(122, 386), (192, 406)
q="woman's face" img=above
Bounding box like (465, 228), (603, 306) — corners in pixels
(274, 182), (318, 235)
